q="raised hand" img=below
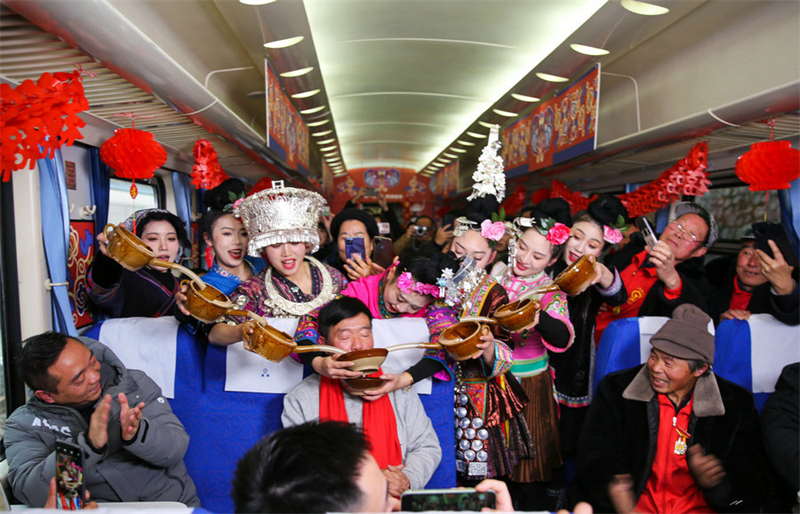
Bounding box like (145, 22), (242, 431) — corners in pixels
(118, 392), (145, 442)
(88, 394), (112, 449)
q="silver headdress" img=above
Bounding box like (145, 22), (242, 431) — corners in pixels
(466, 125), (506, 203)
(436, 256), (487, 308)
(234, 181), (328, 256)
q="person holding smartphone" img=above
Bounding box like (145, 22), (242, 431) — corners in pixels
(594, 203), (718, 345)
(707, 233), (798, 326)
(328, 208), (384, 281)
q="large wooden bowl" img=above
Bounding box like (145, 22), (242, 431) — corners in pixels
(104, 223), (154, 271)
(553, 254), (597, 296)
(342, 376), (388, 396)
(494, 298), (542, 332)
(181, 279), (231, 323)
(439, 321), (487, 361)
(242, 321), (297, 362)
(340, 348), (389, 374)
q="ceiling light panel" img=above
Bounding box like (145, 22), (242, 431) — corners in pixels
(467, 131), (488, 139)
(536, 72), (569, 83)
(240, 0), (277, 4)
(312, 130), (333, 137)
(443, 152), (458, 159)
(304, 0), (606, 169)
(317, 138), (336, 145)
(621, 0), (669, 15)
(450, 147), (467, 153)
(291, 89), (320, 99)
(512, 93), (540, 102)
(307, 119), (330, 127)
(280, 67), (314, 78)
(457, 140), (476, 146)
(300, 105), (326, 115)
(570, 43), (610, 56)
(264, 36), (304, 49)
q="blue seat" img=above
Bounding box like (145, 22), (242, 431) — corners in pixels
(594, 317), (670, 390)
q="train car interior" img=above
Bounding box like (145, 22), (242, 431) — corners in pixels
(0, 0), (798, 510)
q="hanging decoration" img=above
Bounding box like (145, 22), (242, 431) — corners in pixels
(735, 119), (800, 191)
(191, 139), (228, 190)
(1, 70), (89, 181)
(100, 122), (167, 199)
(551, 142), (710, 218)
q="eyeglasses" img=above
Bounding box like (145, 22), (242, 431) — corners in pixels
(667, 220), (702, 244)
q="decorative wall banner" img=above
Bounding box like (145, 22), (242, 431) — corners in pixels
(322, 161), (334, 196)
(502, 64), (600, 175)
(332, 168), (434, 220)
(267, 66), (310, 174)
(431, 161), (459, 198)
(68, 221), (94, 328)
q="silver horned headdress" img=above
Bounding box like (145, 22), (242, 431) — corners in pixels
(235, 181), (328, 256)
(466, 124), (506, 203)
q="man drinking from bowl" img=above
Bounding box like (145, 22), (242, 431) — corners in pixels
(281, 296), (441, 510)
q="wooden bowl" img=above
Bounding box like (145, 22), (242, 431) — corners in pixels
(243, 321), (297, 362)
(439, 321), (486, 361)
(342, 376), (388, 396)
(494, 298), (542, 332)
(340, 348), (389, 374)
(553, 254), (597, 296)
(104, 223), (154, 272)
(181, 279), (230, 323)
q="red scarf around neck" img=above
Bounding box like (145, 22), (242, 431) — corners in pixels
(319, 370), (402, 469)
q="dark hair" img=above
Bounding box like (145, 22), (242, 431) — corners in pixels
(330, 209), (379, 241)
(687, 359), (709, 374)
(522, 198), (573, 259)
(317, 296), (373, 340)
(201, 179), (248, 239)
(232, 421), (370, 513)
(395, 246), (460, 288)
(463, 196), (499, 226)
(19, 332), (72, 393)
(135, 210), (191, 250)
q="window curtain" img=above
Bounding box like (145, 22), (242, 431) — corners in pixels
(88, 147), (111, 240)
(38, 149), (78, 337)
(172, 172), (193, 264)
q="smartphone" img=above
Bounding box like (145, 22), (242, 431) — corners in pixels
(401, 488), (496, 511)
(345, 236), (366, 261)
(55, 441), (85, 510)
(377, 222), (391, 235)
(635, 216), (658, 249)
(441, 214), (456, 230)
(752, 221), (799, 268)
(361, 187), (377, 197)
(373, 236), (395, 268)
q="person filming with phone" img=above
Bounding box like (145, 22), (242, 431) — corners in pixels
(708, 230), (798, 326)
(595, 203), (717, 344)
(4, 332), (200, 507)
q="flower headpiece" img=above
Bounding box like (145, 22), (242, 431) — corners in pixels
(466, 125), (506, 203)
(397, 272), (441, 298)
(223, 190), (247, 216)
(453, 209), (508, 248)
(603, 215), (629, 245)
(514, 216), (570, 246)
(235, 181), (328, 255)
(436, 256), (486, 307)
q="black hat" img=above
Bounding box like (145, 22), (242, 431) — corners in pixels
(330, 208), (379, 240)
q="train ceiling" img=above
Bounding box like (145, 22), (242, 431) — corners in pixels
(1, 0), (798, 191)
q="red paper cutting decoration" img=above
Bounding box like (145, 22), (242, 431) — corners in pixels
(529, 187), (552, 206)
(191, 139), (228, 190)
(1, 70), (89, 181)
(735, 140), (800, 191)
(550, 142), (711, 218)
(100, 127), (167, 198)
(500, 185), (527, 217)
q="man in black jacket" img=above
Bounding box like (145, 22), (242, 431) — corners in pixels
(708, 236), (798, 325)
(595, 203), (717, 344)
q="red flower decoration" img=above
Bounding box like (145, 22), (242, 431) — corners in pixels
(191, 139), (228, 190)
(1, 70), (89, 181)
(735, 141), (800, 191)
(248, 177), (274, 196)
(500, 185), (527, 217)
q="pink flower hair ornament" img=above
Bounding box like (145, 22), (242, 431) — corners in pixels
(603, 225), (623, 245)
(546, 223), (571, 246)
(397, 271), (441, 298)
(480, 220), (506, 241)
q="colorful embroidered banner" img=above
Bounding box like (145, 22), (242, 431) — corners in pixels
(332, 168), (433, 221)
(68, 221), (94, 328)
(502, 64), (600, 175)
(267, 66), (310, 173)
(431, 161), (459, 198)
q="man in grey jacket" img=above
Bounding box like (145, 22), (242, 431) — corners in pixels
(282, 297), (441, 510)
(3, 332), (200, 507)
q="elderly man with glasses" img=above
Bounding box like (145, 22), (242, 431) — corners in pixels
(594, 203), (718, 344)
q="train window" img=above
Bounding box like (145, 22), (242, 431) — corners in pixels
(694, 185), (781, 241)
(107, 179), (159, 225)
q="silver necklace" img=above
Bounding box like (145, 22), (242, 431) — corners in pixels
(263, 256), (335, 316)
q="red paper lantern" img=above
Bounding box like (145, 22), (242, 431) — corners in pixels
(735, 140), (800, 191)
(100, 128), (167, 198)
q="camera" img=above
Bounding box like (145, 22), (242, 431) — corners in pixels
(413, 225), (428, 237)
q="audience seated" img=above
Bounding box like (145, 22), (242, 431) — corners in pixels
(574, 305), (764, 513)
(4, 332), (200, 507)
(708, 235), (798, 325)
(282, 297), (441, 509)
